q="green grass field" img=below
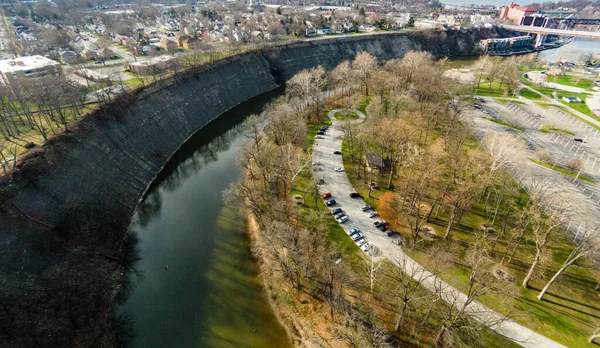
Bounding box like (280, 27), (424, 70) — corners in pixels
(334, 110), (359, 120)
(520, 88), (543, 100)
(547, 75), (597, 90)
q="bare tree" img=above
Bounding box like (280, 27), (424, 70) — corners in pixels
(522, 202), (568, 288)
(590, 328), (600, 344)
(538, 226), (600, 300)
(352, 52), (377, 96)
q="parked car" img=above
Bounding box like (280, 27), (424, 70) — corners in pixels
(334, 151), (342, 155)
(347, 228), (360, 236)
(368, 211), (379, 218)
(326, 199), (337, 206)
(334, 212), (346, 219)
(474, 104), (482, 109)
(351, 233), (363, 241)
(322, 192), (331, 199)
(316, 135), (325, 139)
(332, 208), (343, 215)
(574, 138), (583, 143)
(337, 216), (348, 223)
(313, 161), (321, 166)
(361, 204), (371, 211)
(385, 230), (395, 237)
(317, 131), (325, 135)
(482, 109), (490, 114)
(360, 242), (372, 252)
(334, 167), (344, 172)
(378, 224), (387, 231)
(355, 238), (368, 247)
(349, 192), (360, 198)
(374, 220), (385, 227)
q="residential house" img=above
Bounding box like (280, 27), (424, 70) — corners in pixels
(60, 50), (79, 64)
(159, 39), (178, 52)
(178, 36), (198, 49)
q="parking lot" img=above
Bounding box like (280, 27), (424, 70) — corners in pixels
(468, 98), (600, 238)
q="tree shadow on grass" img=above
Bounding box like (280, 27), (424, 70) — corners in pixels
(519, 296), (600, 328)
(538, 291), (600, 314)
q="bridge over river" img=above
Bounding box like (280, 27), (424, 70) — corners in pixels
(501, 24), (600, 48)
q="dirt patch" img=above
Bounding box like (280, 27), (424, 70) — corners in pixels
(492, 264), (516, 283)
(421, 225), (439, 239)
(292, 194), (304, 206)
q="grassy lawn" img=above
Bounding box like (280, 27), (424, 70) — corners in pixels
(475, 81), (512, 98)
(547, 75), (597, 90)
(340, 106), (600, 347)
(556, 92), (600, 122)
(356, 95), (370, 114)
(539, 125), (574, 135)
(334, 110), (359, 120)
(483, 117), (524, 131)
(520, 88), (543, 100)
(530, 158), (595, 184)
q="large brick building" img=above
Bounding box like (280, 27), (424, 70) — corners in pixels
(500, 2), (536, 24)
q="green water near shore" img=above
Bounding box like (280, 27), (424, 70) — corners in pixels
(118, 90), (290, 348)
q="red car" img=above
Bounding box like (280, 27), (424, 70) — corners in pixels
(322, 192), (332, 199)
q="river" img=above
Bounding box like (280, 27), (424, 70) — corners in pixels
(117, 89), (291, 348)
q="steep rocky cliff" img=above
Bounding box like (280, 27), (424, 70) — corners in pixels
(0, 30), (492, 347)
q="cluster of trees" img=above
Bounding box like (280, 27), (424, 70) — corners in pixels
(473, 55), (525, 93)
(225, 54), (523, 346)
(224, 95), (394, 346)
(334, 51), (600, 327)
(0, 69), (127, 175)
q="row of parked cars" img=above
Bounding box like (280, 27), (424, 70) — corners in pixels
(323, 193), (374, 253)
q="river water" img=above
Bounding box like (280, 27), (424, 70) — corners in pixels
(117, 89), (291, 348)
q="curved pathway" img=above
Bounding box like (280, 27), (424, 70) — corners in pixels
(312, 108), (564, 348)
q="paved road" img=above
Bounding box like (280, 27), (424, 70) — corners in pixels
(312, 109), (565, 348)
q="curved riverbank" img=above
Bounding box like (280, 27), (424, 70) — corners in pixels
(0, 29), (498, 346)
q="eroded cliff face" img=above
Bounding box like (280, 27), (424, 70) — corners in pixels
(0, 30), (489, 347)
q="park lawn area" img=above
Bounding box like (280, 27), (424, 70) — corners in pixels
(483, 117), (524, 131)
(530, 158), (595, 184)
(547, 75), (597, 90)
(475, 80), (512, 98)
(334, 110), (359, 120)
(539, 125), (574, 135)
(521, 78), (556, 98)
(340, 109), (600, 347)
(520, 88), (542, 100)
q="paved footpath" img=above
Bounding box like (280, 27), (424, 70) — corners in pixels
(312, 108), (565, 348)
